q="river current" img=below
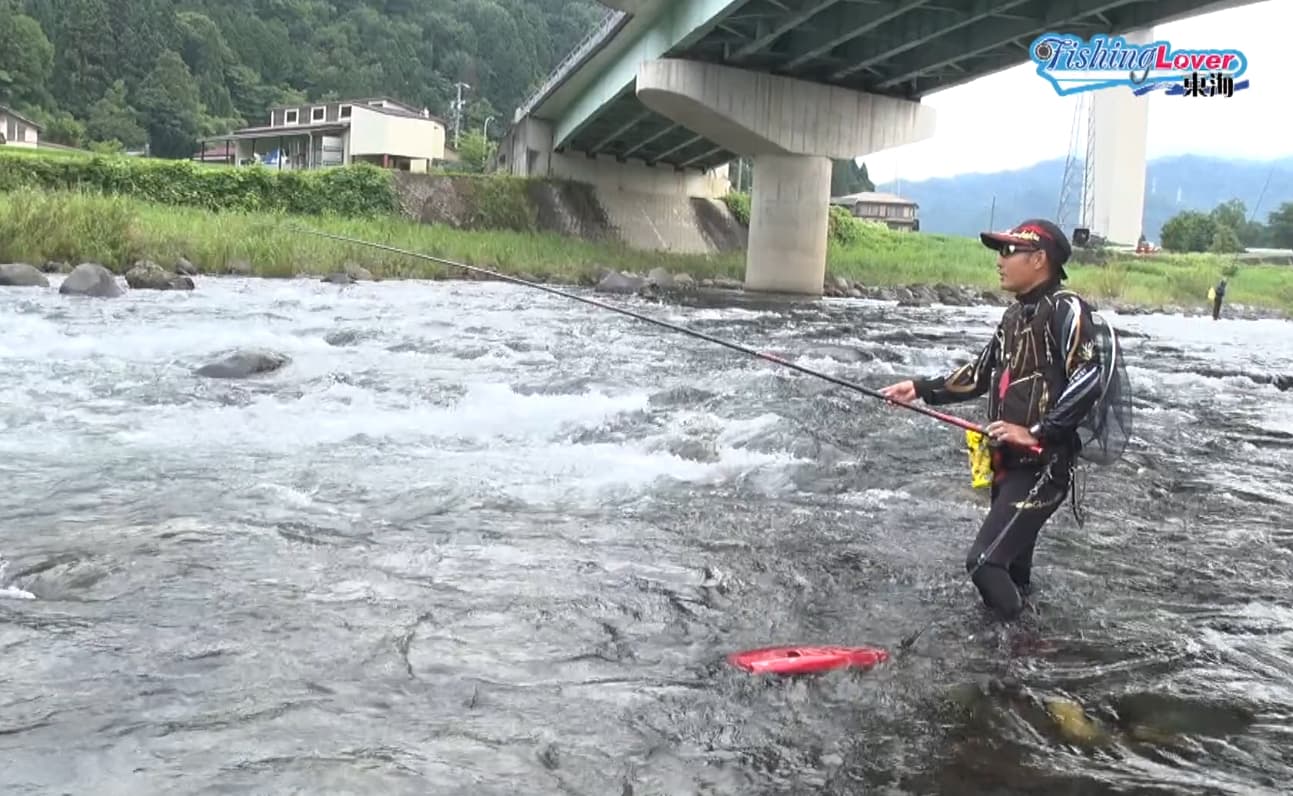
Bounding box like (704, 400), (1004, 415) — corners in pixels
(2, 275), (1292, 795)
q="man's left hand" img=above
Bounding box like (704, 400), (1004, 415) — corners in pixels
(985, 421), (1039, 449)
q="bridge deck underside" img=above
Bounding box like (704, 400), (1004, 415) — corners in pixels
(560, 0), (1224, 171)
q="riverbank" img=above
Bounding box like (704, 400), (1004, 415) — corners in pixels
(1, 188), (1290, 319)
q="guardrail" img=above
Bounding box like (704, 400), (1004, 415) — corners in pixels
(512, 9), (629, 123)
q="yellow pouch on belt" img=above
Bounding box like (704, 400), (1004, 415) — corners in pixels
(965, 429), (992, 489)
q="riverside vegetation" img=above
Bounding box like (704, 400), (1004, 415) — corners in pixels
(1, 151), (1290, 318)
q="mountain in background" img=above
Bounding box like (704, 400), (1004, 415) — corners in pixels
(877, 155), (1293, 243)
(0, 0), (604, 157)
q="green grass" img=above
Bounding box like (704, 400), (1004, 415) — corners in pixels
(1, 187), (1289, 314)
(0, 188), (744, 282)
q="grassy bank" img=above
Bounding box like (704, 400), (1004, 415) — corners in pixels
(2, 188), (1290, 314)
(0, 188), (743, 283)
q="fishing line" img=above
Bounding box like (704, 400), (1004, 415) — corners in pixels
(290, 225), (1040, 451)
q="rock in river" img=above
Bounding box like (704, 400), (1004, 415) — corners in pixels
(125, 260), (196, 291)
(59, 263), (123, 298)
(194, 350), (291, 379)
(0, 263), (50, 287)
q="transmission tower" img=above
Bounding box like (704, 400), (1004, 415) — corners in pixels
(1055, 94), (1088, 231)
(1080, 93), (1098, 232)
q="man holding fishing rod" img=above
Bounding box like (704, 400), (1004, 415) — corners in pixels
(880, 219), (1104, 622)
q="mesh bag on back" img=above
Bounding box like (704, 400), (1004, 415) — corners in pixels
(1076, 311), (1132, 465)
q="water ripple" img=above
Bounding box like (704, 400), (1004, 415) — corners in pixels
(1, 276), (1291, 794)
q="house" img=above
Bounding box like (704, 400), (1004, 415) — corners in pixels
(200, 96), (447, 172)
(830, 191), (920, 231)
(0, 105), (41, 148)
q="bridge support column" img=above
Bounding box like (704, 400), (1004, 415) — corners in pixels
(636, 58), (936, 297)
(746, 154), (831, 294)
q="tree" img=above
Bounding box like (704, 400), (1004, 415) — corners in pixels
(86, 79), (147, 149)
(831, 158), (874, 196)
(1161, 210), (1216, 252)
(457, 129), (494, 172)
(1267, 202), (1293, 249)
(0, 4), (54, 107)
(1209, 223), (1242, 254)
(3, 0), (607, 161)
(134, 50), (204, 158)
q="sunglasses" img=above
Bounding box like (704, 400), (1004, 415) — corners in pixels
(999, 243), (1039, 257)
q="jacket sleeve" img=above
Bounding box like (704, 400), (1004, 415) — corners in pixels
(912, 333), (998, 406)
(1031, 294), (1103, 442)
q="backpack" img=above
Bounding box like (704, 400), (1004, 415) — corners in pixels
(1073, 306), (1133, 466)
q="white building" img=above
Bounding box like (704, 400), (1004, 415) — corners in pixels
(200, 96), (448, 173)
(0, 105), (41, 148)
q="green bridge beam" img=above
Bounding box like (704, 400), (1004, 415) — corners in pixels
(553, 0), (747, 149)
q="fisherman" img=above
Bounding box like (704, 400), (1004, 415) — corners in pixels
(880, 219), (1104, 622)
(1209, 278), (1227, 320)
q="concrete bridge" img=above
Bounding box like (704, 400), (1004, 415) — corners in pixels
(496, 0), (1256, 295)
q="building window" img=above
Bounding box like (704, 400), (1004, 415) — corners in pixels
(312, 107), (325, 122)
(340, 105), (351, 118)
(285, 109), (299, 124)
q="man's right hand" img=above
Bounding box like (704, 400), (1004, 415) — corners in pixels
(879, 379), (918, 404)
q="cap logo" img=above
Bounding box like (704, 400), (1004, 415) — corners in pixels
(1009, 228), (1043, 242)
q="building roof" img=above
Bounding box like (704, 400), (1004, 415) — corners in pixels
(831, 191), (918, 207)
(266, 96), (447, 126)
(202, 121), (350, 142)
(0, 105), (43, 130)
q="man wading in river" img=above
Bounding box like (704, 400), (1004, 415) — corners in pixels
(880, 219), (1104, 622)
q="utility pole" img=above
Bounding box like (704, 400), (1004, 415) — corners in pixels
(452, 82), (471, 150)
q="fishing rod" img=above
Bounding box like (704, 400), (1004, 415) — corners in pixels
(291, 225), (1040, 453)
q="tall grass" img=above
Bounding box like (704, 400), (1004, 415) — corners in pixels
(1, 188), (1287, 314)
(0, 188), (743, 282)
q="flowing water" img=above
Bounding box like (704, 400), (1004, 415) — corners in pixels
(2, 276), (1292, 795)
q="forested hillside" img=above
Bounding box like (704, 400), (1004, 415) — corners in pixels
(0, 0), (604, 156)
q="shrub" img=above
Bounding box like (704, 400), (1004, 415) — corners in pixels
(0, 150), (397, 217)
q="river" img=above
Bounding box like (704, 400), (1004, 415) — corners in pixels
(2, 276), (1291, 795)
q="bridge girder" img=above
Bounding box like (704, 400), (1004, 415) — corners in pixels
(552, 0), (1248, 171)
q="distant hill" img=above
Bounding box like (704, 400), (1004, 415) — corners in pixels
(877, 155), (1293, 243)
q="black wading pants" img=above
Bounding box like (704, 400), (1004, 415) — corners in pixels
(965, 458), (1071, 621)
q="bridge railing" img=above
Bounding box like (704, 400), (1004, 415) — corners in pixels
(512, 8), (628, 123)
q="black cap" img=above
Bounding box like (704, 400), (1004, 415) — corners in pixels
(980, 218), (1072, 280)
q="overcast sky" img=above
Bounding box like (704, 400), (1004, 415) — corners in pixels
(863, 0), (1288, 185)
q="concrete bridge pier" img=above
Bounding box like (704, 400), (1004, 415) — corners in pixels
(746, 154), (832, 294)
(636, 58), (936, 296)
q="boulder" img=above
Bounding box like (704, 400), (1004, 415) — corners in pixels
(175, 257), (199, 276)
(59, 263), (123, 298)
(126, 260), (195, 290)
(0, 263), (50, 288)
(594, 271), (647, 294)
(194, 350), (291, 379)
(342, 262), (374, 281)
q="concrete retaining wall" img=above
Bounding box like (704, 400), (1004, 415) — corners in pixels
(391, 171), (746, 255)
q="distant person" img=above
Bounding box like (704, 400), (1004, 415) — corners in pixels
(880, 219), (1104, 622)
(1209, 278), (1227, 320)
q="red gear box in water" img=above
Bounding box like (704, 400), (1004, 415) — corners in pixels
(727, 645), (889, 676)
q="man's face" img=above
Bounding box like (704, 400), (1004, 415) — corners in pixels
(996, 243), (1047, 292)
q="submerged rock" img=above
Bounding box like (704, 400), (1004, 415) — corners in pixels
(126, 260), (195, 290)
(595, 271), (646, 294)
(0, 263), (50, 288)
(59, 263), (123, 298)
(194, 349), (291, 379)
